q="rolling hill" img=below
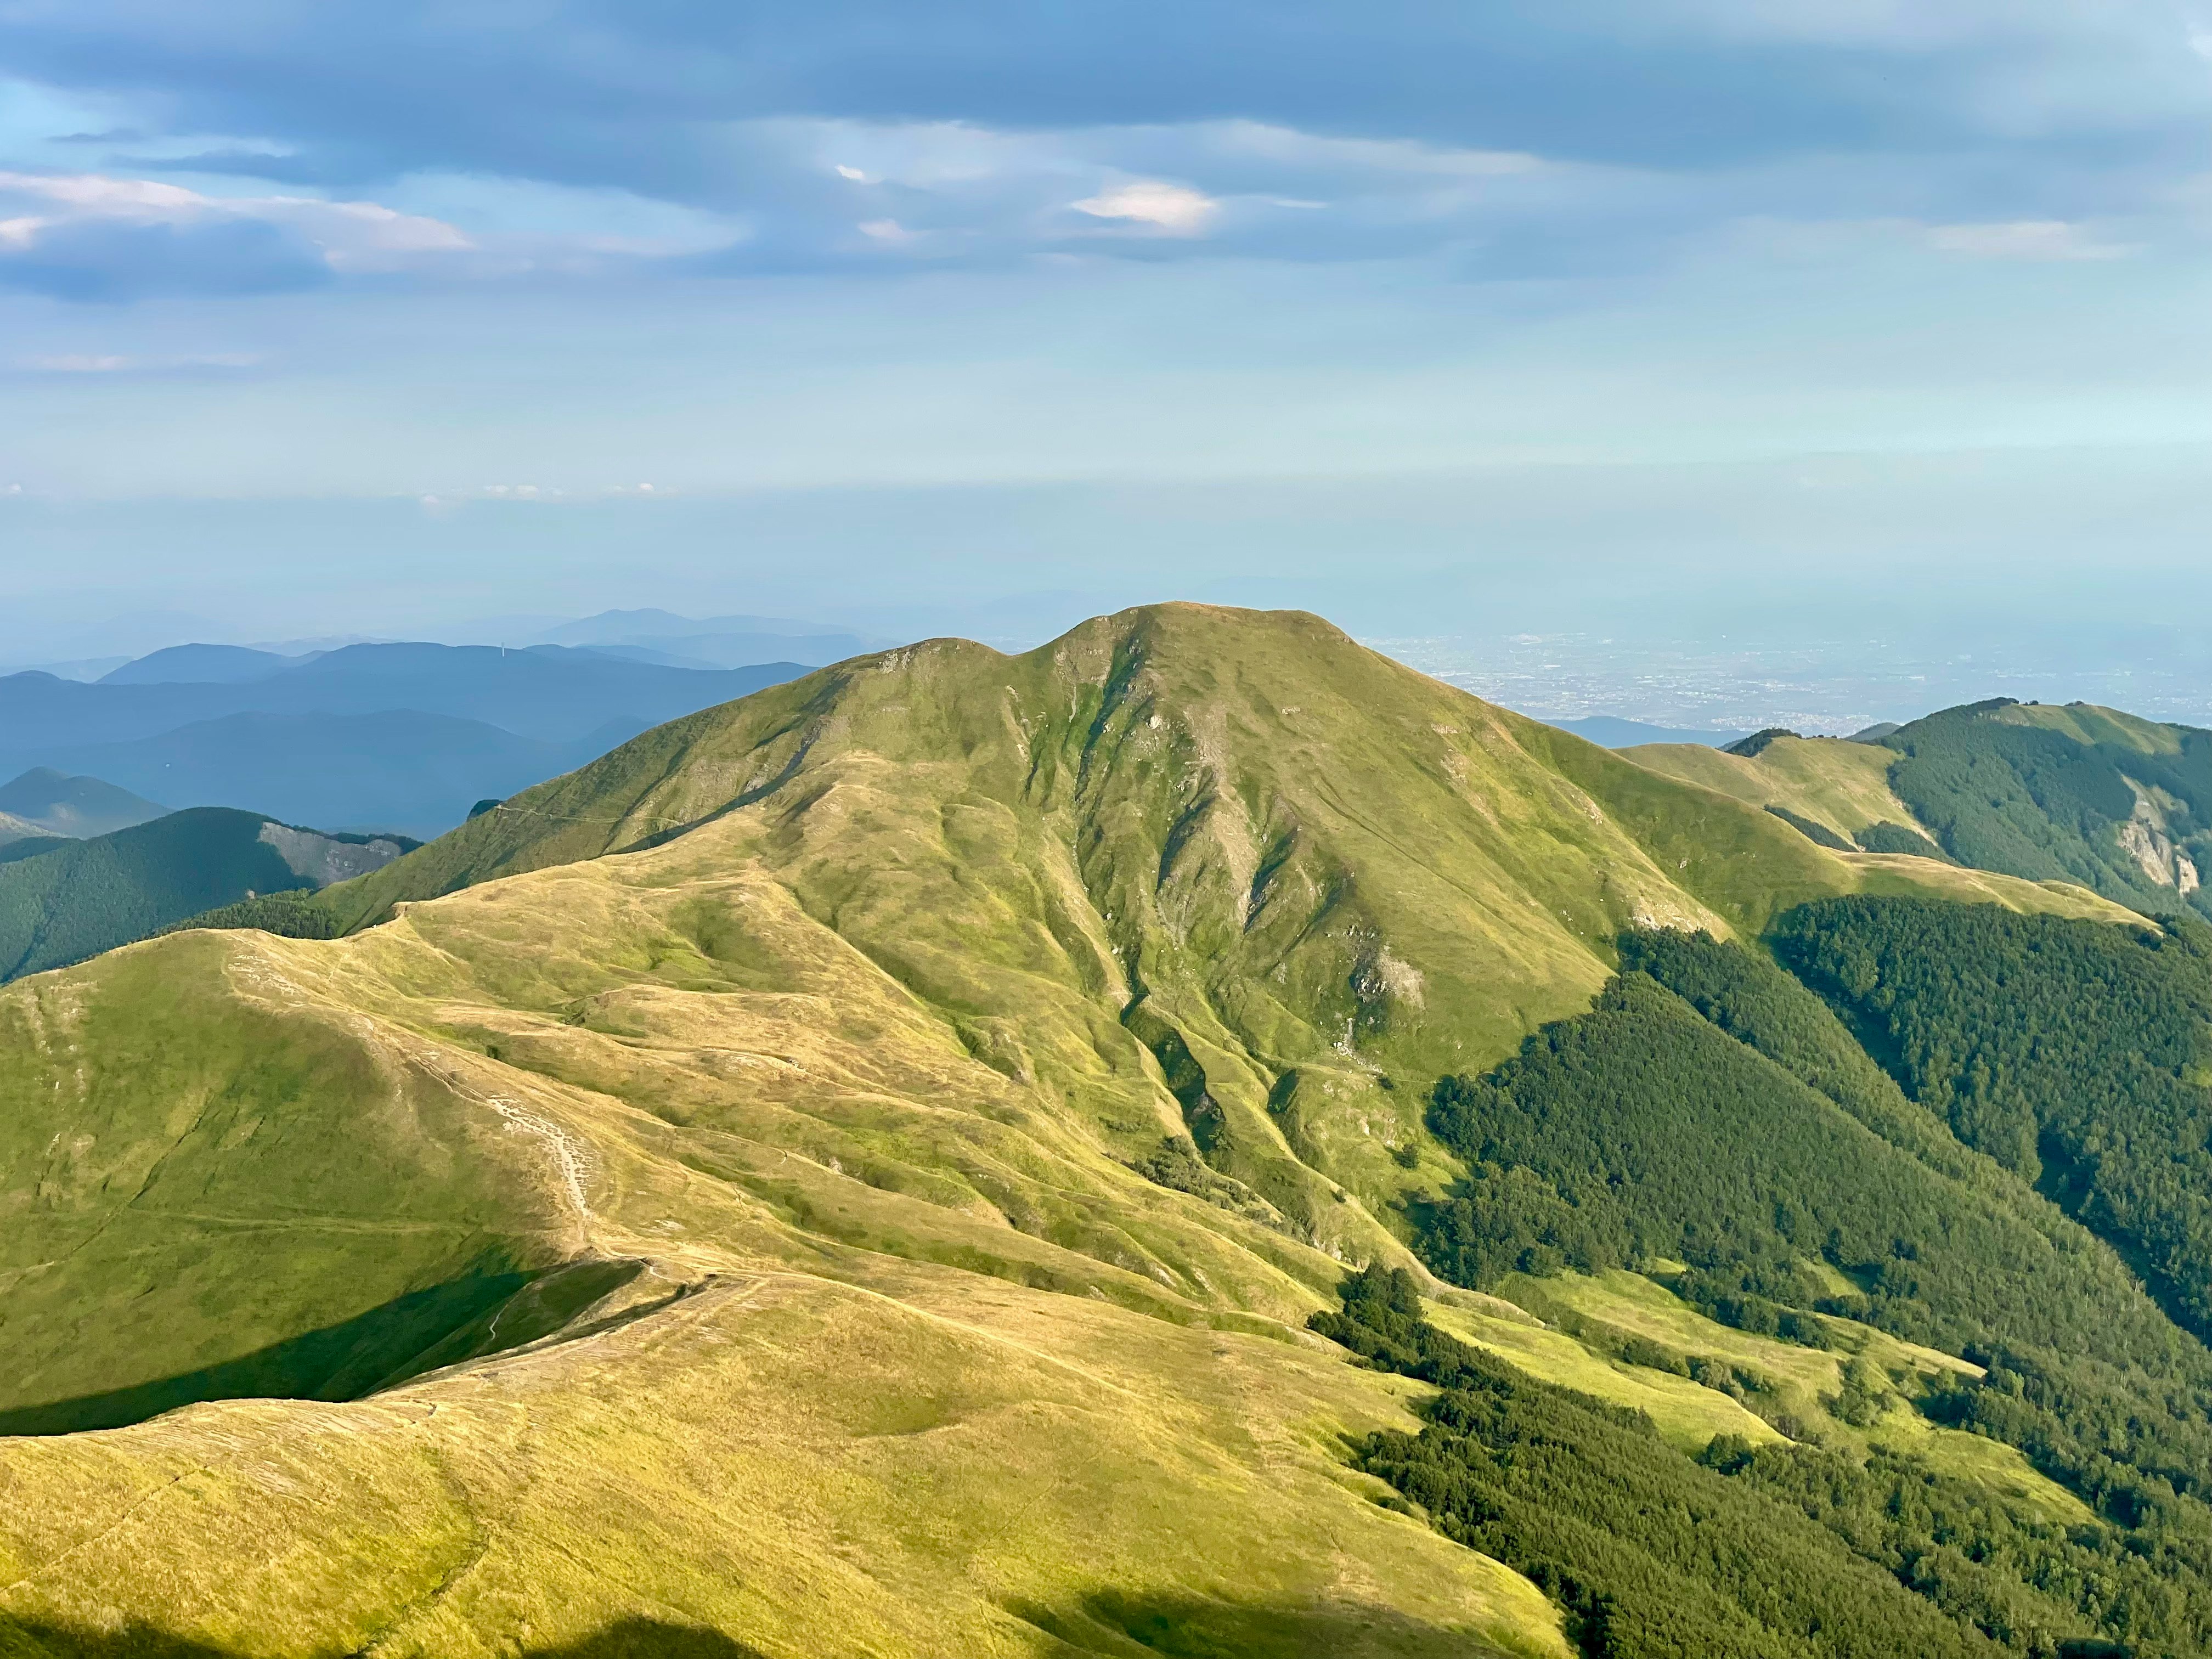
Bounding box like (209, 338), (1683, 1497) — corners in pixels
(0, 807), (412, 982)
(0, 768), (167, 840)
(1879, 699), (2212, 917)
(97, 644), (314, 685)
(1628, 701), (2212, 920)
(0, 606), (2196, 1658)
(1618, 732), (1937, 854)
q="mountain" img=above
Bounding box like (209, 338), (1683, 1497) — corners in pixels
(31, 709), (639, 839)
(97, 643), (310, 685)
(0, 605), (2193, 1658)
(0, 643), (806, 752)
(1545, 715), (1749, 749)
(1628, 699), (2212, 919)
(0, 766), (168, 839)
(1877, 698), (2211, 917)
(0, 806), (411, 981)
(0, 646), (809, 836)
(1619, 732), (1945, 857)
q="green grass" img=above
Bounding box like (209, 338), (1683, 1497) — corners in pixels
(1620, 736), (1918, 845)
(0, 605), (2157, 1656)
(1483, 1269), (2087, 1523)
(1881, 698), (2212, 916)
(0, 808), (312, 980)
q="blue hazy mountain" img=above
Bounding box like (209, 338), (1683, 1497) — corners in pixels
(24, 710), (650, 839)
(0, 643), (806, 749)
(0, 644), (810, 836)
(98, 644), (314, 685)
(0, 768), (168, 838)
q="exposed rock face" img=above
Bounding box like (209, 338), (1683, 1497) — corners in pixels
(257, 821), (408, 887)
(2115, 778), (2198, 890)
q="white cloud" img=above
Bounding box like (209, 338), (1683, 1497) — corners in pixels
(857, 217), (917, 244)
(0, 169), (473, 273)
(1071, 179), (1219, 234)
(21, 352), (259, 372)
(1926, 218), (2135, 259)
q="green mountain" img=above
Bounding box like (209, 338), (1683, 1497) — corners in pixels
(0, 766), (167, 841)
(0, 806), (415, 982)
(1629, 701), (2212, 919)
(1878, 699), (2212, 917)
(0, 606), (2200, 1659)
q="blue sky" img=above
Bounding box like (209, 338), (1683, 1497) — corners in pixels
(1, 1), (2210, 660)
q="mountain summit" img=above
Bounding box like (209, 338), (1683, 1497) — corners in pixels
(0, 605), (2165, 1656)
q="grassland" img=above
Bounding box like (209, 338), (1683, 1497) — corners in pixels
(0, 606), (2146, 1655)
(1619, 735), (1919, 845)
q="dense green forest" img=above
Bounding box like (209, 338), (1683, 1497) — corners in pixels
(1773, 899), (2212, 1339)
(0, 810), (416, 980)
(1406, 917), (2212, 1656)
(1318, 1267), (2166, 1657)
(1879, 704), (2212, 918)
(0, 809), (312, 980)
(158, 889), (343, 940)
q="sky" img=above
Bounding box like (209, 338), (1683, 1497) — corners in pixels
(1, 1), (2210, 703)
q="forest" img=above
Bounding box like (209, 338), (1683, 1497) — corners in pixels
(1400, 906), (2212, 1656)
(1319, 1266), (2152, 1657)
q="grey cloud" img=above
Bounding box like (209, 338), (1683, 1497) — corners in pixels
(4, 1), (2202, 189)
(0, 1), (2199, 292)
(0, 215), (332, 301)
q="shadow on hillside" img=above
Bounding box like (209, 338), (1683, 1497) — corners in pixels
(1010, 1588), (1531, 1657)
(0, 1258), (642, 1437)
(0, 1617), (766, 1657)
(0, 1596), (1548, 1658)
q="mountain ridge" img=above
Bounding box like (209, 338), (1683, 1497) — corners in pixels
(0, 603), (2182, 1657)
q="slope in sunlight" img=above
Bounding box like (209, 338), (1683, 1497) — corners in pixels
(0, 606), (2152, 1657)
(1880, 698), (2212, 915)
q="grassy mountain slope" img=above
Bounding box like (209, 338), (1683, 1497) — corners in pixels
(0, 804), (1565, 1654)
(0, 808), (411, 983)
(1878, 698), (2212, 916)
(1619, 736), (1918, 848)
(0, 606), (2150, 1655)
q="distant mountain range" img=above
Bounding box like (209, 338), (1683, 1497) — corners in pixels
(0, 766), (166, 842)
(25, 710), (640, 841)
(9, 643), (803, 746)
(0, 640), (812, 836)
